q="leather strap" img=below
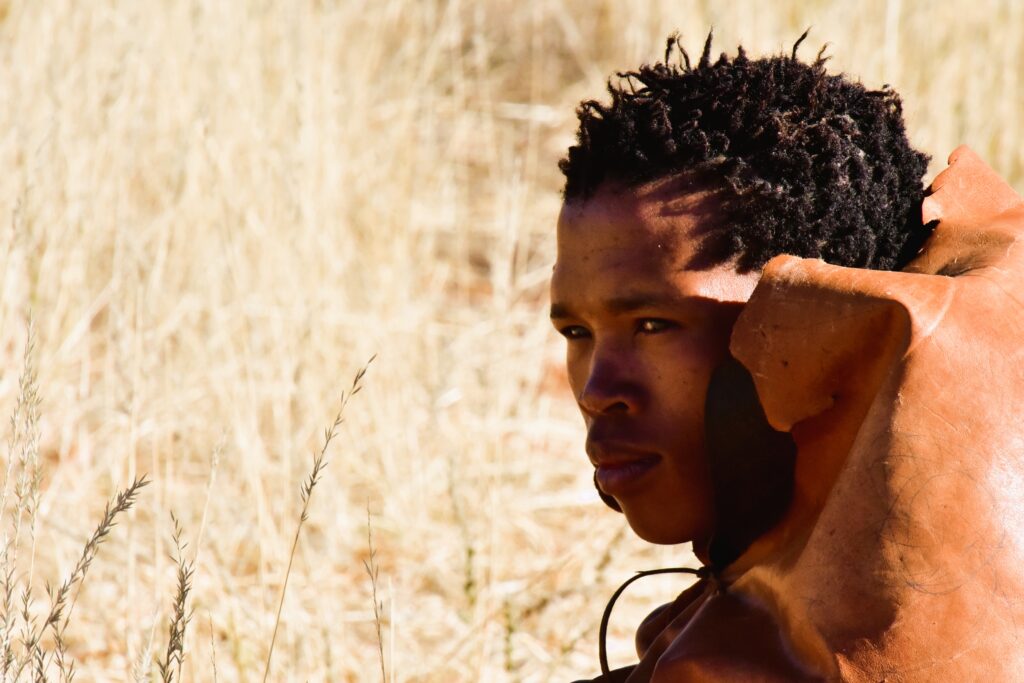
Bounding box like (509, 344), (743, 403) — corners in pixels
(599, 566), (709, 675)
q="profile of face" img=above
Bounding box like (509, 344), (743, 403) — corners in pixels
(550, 178), (760, 549)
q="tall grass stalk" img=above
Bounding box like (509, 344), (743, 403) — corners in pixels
(131, 609), (159, 683)
(8, 320), (41, 588)
(13, 475), (149, 680)
(365, 508), (386, 683)
(262, 358), (374, 683)
(208, 613), (218, 683)
(0, 321), (40, 680)
(193, 440), (222, 571)
(158, 513), (195, 683)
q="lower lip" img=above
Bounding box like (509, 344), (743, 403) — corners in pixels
(595, 456), (661, 497)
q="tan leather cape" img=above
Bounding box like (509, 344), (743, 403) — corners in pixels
(611, 146), (1024, 682)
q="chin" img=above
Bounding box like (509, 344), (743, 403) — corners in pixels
(621, 505), (698, 545)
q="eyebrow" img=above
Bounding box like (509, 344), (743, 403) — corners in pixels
(550, 293), (696, 319)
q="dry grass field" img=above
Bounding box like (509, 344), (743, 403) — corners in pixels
(0, 0), (1021, 680)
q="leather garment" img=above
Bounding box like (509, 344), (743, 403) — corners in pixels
(608, 146), (1024, 681)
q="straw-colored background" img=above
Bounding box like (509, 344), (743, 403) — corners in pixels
(0, 0), (1020, 680)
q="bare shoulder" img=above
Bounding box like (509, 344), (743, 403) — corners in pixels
(634, 578), (709, 658)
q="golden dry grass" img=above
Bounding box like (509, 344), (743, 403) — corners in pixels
(0, 0), (1021, 680)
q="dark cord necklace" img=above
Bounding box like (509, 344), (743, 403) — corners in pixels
(598, 566), (711, 676)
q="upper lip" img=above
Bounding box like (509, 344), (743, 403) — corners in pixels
(586, 438), (660, 468)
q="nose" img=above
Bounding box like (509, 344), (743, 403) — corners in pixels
(577, 349), (640, 417)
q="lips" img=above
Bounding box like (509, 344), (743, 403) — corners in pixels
(588, 439), (662, 497)
(595, 455), (661, 496)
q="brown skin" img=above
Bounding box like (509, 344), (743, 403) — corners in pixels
(550, 178), (759, 553)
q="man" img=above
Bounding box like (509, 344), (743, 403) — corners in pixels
(552, 33), (1024, 681)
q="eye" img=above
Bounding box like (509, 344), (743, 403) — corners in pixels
(637, 318), (676, 334)
(558, 325), (591, 340)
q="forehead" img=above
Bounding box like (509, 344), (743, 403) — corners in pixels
(552, 181), (756, 305)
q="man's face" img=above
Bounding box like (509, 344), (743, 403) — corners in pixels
(550, 179), (760, 547)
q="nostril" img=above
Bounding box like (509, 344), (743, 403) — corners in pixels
(578, 392), (633, 417)
(604, 400), (630, 414)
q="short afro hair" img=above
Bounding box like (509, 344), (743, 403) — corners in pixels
(559, 32), (932, 272)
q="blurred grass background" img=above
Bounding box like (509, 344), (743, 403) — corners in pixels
(0, 0), (1020, 680)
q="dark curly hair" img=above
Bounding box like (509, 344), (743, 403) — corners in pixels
(559, 32), (931, 271)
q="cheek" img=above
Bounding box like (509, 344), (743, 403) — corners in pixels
(564, 344), (589, 396)
(647, 336), (729, 398)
